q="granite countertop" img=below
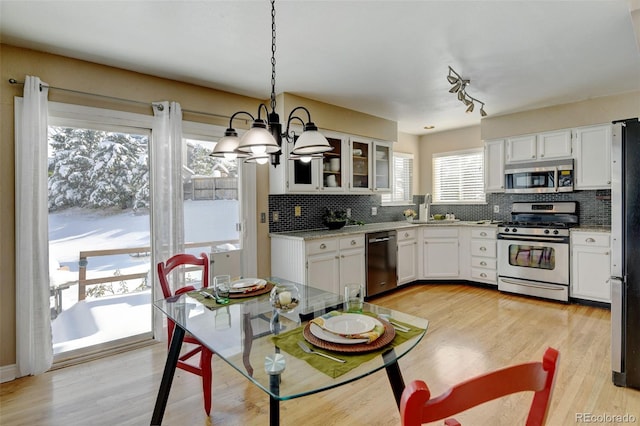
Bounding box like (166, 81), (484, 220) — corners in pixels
(270, 220), (500, 240)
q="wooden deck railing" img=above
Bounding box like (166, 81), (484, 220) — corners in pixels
(77, 240), (240, 300)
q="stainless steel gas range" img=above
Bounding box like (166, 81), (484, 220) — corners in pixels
(497, 201), (579, 302)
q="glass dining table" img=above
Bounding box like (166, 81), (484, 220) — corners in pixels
(151, 277), (429, 425)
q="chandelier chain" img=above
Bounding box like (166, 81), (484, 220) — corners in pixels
(270, 0), (277, 112)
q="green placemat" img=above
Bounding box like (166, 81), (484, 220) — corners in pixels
(186, 288), (252, 308)
(271, 315), (424, 378)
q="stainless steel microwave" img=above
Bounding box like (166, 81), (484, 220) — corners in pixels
(504, 159), (574, 193)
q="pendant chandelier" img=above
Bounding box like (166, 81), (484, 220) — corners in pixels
(211, 0), (332, 166)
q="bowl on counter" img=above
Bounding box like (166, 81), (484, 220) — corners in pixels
(323, 220), (347, 230)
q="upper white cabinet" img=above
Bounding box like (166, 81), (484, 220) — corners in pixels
(270, 131), (392, 194)
(573, 124), (612, 190)
(484, 139), (505, 193)
(537, 130), (573, 160)
(506, 134), (537, 162)
(349, 138), (392, 193)
(506, 130), (572, 163)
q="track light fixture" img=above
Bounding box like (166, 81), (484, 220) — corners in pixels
(447, 66), (487, 117)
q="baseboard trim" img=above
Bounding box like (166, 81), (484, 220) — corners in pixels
(0, 364), (17, 383)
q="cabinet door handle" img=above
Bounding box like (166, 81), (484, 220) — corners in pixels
(480, 261), (487, 266)
(585, 238), (596, 243)
(480, 246), (487, 251)
(480, 232), (487, 237)
(335, 255), (340, 259)
(340, 255), (345, 258)
(480, 273), (487, 278)
(320, 243), (326, 249)
(351, 240), (357, 245)
(404, 232), (409, 238)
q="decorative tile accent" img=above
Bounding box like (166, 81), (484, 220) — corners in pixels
(268, 190), (610, 232)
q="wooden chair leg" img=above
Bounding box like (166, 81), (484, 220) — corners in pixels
(201, 349), (213, 416)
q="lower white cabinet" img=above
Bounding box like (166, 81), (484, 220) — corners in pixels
(571, 231), (611, 303)
(273, 235), (365, 296)
(422, 227), (459, 278)
(397, 228), (418, 285)
(470, 227), (498, 285)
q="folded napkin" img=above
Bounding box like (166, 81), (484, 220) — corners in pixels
(310, 311), (384, 344)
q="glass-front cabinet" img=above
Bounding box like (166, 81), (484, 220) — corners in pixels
(374, 142), (392, 191)
(349, 138), (392, 192)
(350, 139), (371, 191)
(320, 137), (346, 192)
(269, 132), (392, 194)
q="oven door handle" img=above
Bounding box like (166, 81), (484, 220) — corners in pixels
(500, 278), (566, 291)
(497, 235), (569, 243)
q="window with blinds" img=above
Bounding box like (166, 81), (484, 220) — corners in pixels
(382, 152), (413, 204)
(432, 148), (485, 203)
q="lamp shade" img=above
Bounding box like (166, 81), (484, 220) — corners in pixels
(236, 120), (280, 154)
(210, 130), (249, 160)
(291, 123), (333, 155)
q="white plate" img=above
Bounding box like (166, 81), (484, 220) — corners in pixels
(231, 278), (266, 289)
(323, 313), (378, 335)
(309, 323), (369, 344)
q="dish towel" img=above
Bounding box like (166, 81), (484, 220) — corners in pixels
(310, 311), (384, 344)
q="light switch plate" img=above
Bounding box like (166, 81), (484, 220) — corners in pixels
(294, 206), (301, 217)
(371, 207), (377, 215)
(493, 205), (500, 213)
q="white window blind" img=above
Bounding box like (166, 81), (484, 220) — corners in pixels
(432, 148), (485, 203)
(382, 152), (413, 204)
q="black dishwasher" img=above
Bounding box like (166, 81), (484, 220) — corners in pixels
(366, 230), (398, 297)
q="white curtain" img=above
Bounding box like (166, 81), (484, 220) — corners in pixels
(150, 101), (185, 340)
(15, 76), (53, 376)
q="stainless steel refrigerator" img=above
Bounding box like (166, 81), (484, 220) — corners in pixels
(611, 117), (640, 389)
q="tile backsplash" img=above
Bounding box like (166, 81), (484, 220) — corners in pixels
(268, 190), (610, 232)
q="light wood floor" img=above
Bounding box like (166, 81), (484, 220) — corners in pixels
(2, 284), (639, 425)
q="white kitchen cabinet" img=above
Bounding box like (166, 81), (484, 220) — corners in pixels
(506, 134), (537, 163)
(506, 131), (573, 164)
(270, 131), (348, 194)
(484, 139), (505, 193)
(337, 235), (366, 289)
(397, 228), (418, 285)
(537, 129), (572, 160)
(271, 234), (362, 294)
(573, 124), (612, 190)
(470, 227), (497, 285)
(349, 138), (392, 193)
(422, 227), (459, 278)
(307, 249), (340, 294)
(571, 231), (611, 303)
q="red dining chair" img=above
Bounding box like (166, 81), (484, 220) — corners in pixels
(157, 252), (214, 416)
(400, 347), (559, 426)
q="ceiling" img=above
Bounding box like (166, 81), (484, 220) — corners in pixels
(2, 1), (640, 135)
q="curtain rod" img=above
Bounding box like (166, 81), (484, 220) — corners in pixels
(8, 78), (235, 121)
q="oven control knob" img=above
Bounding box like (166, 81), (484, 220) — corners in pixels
(512, 228), (517, 232)
(504, 228), (510, 232)
(544, 229), (550, 234)
(553, 230), (559, 235)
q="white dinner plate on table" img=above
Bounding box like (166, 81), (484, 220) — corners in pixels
(323, 313), (378, 335)
(230, 278), (266, 291)
(309, 323), (369, 344)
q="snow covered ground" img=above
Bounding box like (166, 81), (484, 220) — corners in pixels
(49, 199), (239, 354)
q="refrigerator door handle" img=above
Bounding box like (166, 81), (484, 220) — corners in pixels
(611, 276), (624, 373)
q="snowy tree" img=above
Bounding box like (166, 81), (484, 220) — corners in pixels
(48, 127), (100, 210)
(88, 133), (143, 209)
(48, 126), (149, 211)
